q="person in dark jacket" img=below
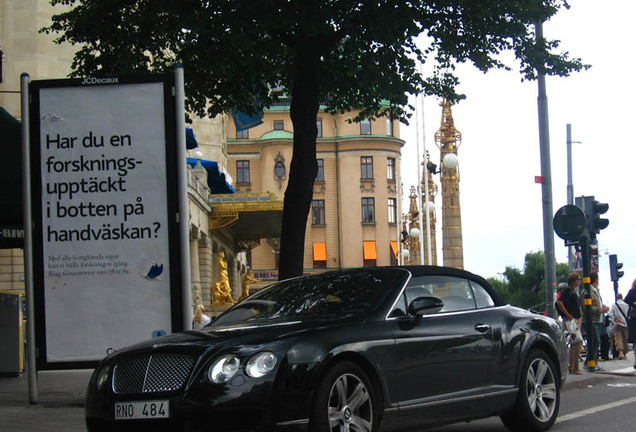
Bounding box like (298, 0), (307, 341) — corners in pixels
(624, 279), (636, 369)
(557, 272), (583, 374)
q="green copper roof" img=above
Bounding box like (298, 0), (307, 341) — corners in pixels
(259, 130), (294, 140)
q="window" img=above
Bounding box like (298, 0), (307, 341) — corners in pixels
(386, 118), (393, 136)
(312, 200), (325, 225)
(404, 275), (482, 313)
(313, 242), (327, 269)
(363, 241), (377, 267)
(360, 156), (373, 179)
(274, 120), (284, 130)
(236, 128), (249, 139)
(236, 160), (250, 183)
(315, 159), (324, 182)
(362, 197), (375, 223)
(360, 119), (371, 135)
(471, 282), (496, 308)
(246, 249), (252, 269)
(387, 158), (396, 180)
(388, 198), (397, 224)
(316, 118), (323, 138)
(274, 161), (286, 179)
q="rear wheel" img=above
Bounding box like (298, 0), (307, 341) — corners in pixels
(501, 349), (560, 432)
(310, 361), (378, 432)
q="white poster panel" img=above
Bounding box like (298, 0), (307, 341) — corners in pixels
(39, 82), (172, 362)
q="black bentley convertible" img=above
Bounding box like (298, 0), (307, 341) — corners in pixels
(86, 266), (567, 432)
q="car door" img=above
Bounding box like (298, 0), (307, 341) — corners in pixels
(392, 276), (495, 406)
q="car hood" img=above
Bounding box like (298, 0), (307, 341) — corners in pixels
(110, 315), (360, 358)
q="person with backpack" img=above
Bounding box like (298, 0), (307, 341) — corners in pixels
(609, 293), (629, 360)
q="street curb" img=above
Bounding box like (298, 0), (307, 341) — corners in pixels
(563, 368), (636, 391)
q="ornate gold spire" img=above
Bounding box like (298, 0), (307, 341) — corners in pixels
(435, 100), (464, 269)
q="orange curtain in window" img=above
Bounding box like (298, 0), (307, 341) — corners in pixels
(390, 241), (398, 259)
(363, 241), (377, 260)
(313, 242), (327, 261)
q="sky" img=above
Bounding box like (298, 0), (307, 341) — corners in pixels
(399, 1), (636, 304)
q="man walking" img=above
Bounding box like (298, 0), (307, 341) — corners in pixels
(610, 293), (630, 360)
(582, 272), (610, 371)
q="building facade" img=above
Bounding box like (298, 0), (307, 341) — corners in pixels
(0, 1), (276, 315)
(226, 101), (404, 285)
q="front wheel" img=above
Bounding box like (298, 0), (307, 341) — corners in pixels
(501, 349), (560, 432)
(310, 361), (379, 432)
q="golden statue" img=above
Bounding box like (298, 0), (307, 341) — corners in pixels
(239, 269), (258, 301)
(212, 252), (235, 305)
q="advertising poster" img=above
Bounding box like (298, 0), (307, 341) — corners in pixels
(31, 77), (181, 366)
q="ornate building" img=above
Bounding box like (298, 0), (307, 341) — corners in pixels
(0, 1), (281, 317)
(226, 100), (404, 284)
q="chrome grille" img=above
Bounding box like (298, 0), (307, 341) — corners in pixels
(113, 354), (195, 394)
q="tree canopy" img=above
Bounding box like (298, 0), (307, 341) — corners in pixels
(487, 251), (570, 311)
(44, 0), (587, 279)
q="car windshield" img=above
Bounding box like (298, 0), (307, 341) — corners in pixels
(213, 268), (408, 325)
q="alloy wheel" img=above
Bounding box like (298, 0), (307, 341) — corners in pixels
(525, 357), (557, 422)
(327, 372), (373, 432)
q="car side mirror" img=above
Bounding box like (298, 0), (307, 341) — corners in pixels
(408, 296), (444, 316)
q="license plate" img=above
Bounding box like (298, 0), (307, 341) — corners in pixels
(114, 400), (169, 420)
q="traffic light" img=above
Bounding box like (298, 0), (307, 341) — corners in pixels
(609, 254), (624, 282)
(590, 200), (609, 235)
(576, 196), (609, 239)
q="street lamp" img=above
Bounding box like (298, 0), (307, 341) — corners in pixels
(409, 227), (421, 239)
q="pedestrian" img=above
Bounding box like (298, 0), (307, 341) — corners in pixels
(579, 272), (610, 371)
(609, 293), (629, 360)
(553, 282), (568, 321)
(599, 314), (611, 361)
(556, 272), (583, 374)
(192, 304), (211, 329)
(624, 279), (636, 369)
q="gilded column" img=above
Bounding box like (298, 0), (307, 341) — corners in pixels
(421, 153), (439, 265)
(407, 186), (421, 264)
(435, 100), (464, 269)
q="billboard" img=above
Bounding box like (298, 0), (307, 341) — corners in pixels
(29, 76), (183, 368)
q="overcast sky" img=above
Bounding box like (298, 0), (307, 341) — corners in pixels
(399, 1), (635, 303)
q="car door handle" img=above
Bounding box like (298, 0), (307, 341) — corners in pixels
(474, 323), (490, 333)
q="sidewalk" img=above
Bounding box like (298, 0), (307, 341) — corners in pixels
(0, 353), (634, 432)
(0, 369), (90, 432)
(562, 350), (636, 390)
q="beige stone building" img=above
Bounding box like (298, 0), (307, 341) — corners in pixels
(0, 1), (278, 314)
(226, 101), (404, 285)
(1, 2), (404, 310)
(1, 0), (78, 295)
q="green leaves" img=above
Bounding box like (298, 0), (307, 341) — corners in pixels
(44, 0), (585, 122)
(487, 251), (570, 310)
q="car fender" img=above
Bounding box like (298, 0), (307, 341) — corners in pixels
(514, 318), (567, 388)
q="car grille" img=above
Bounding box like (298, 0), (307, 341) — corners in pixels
(113, 354), (195, 394)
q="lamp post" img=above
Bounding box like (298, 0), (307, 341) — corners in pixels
(422, 152), (439, 265)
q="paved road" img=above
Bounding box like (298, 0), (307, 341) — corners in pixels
(1, 354), (634, 432)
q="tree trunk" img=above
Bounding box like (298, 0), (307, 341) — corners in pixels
(278, 46), (320, 280)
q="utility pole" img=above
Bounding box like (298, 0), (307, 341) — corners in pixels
(536, 20), (557, 318)
(566, 124), (574, 271)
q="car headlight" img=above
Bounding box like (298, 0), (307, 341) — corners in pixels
(95, 365), (111, 390)
(245, 351), (277, 378)
(208, 355), (240, 383)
